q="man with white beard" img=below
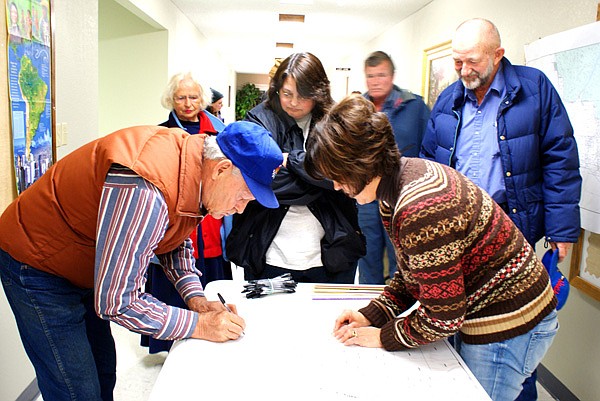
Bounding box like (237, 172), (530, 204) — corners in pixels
(420, 17), (581, 401)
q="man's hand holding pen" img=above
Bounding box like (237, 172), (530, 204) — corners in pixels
(188, 295), (246, 342)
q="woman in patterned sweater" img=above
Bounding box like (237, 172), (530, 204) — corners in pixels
(305, 95), (559, 401)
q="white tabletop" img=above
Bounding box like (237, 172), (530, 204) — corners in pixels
(148, 280), (490, 401)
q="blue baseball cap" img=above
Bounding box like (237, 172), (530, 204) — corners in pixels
(216, 121), (283, 208)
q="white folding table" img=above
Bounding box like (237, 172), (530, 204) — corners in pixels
(148, 280), (491, 400)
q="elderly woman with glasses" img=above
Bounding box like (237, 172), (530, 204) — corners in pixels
(226, 52), (366, 284)
(141, 72), (231, 354)
(159, 72), (224, 134)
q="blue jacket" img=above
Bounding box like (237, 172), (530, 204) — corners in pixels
(366, 85), (430, 157)
(420, 58), (581, 245)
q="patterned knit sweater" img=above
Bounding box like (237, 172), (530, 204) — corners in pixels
(359, 158), (557, 350)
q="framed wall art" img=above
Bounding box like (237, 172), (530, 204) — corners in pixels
(569, 229), (600, 302)
(422, 40), (456, 110)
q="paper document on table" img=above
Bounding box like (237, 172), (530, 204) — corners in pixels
(287, 303), (489, 401)
(308, 339), (489, 400)
(149, 281), (490, 401)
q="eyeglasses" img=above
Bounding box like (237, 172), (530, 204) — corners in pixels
(278, 90), (310, 102)
(174, 95), (201, 104)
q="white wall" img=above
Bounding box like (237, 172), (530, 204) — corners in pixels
(54, 0), (100, 159)
(114, 0), (237, 123)
(0, 289), (34, 401)
(343, 0), (598, 101)
(99, 0), (168, 134)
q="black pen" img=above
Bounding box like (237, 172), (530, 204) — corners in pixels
(217, 292), (245, 335)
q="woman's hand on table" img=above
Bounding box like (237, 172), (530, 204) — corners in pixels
(333, 310), (382, 348)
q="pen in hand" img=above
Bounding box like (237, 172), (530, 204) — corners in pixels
(217, 292), (245, 335)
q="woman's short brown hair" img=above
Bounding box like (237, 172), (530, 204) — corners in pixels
(305, 95), (400, 196)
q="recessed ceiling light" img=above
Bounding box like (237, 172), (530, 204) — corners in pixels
(276, 42), (294, 48)
(280, 0), (313, 5)
(279, 14), (305, 23)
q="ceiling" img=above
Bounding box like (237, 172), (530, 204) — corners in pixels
(170, 0), (433, 75)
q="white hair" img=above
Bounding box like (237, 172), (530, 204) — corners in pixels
(160, 71), (212, 110)
(202, 135), (241, 175)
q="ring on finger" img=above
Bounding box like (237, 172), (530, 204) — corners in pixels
(351, 329), (358, 338)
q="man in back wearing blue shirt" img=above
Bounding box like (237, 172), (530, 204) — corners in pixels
(420, 18), (581, 400)
(359, 51), (430, 285)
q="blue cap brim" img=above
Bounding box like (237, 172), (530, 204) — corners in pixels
(241, 171), (279, 208)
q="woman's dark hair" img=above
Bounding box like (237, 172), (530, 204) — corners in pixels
(305, 95), (400, 196)
(266, 52), (334, 122)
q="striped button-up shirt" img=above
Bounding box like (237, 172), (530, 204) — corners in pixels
(95, 165), (204, 340)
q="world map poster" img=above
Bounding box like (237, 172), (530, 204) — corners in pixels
(525, 21), (600, 235)
(5, 0), (52, 193)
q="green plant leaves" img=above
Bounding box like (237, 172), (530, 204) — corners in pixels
(235, 83), (262, 120)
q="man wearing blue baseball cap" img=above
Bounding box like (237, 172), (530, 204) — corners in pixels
(0, 122), (282, 401)
(216, 121), (282, 209)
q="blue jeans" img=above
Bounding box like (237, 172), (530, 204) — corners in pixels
(357, 201), (396, 284)
(454, 310), (558, 401)
(515, 370), (538, 401)
(0, 248), (116, 401)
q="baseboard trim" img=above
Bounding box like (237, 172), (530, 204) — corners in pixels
(16, 378), (40, 401)
(538, 364), (580, 401)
